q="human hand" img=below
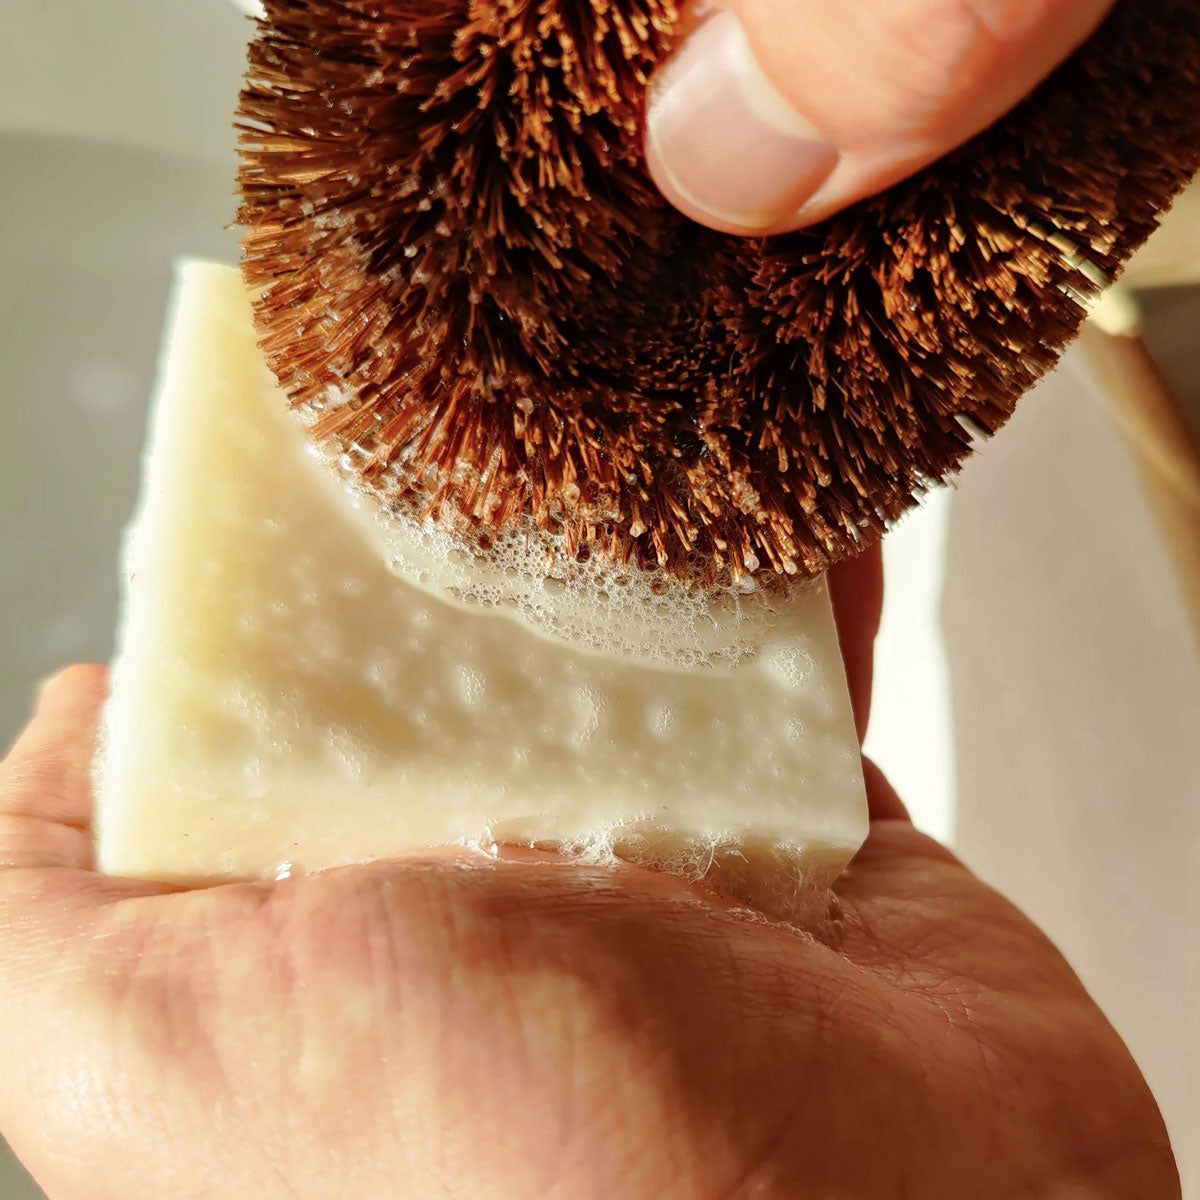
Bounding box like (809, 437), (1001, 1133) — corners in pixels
(0, 551), (1178, 1199)
(644, 0), (1116, 234)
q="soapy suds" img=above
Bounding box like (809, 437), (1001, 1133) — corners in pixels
(468, 824), (854, 923)
(300, 408), (814, 673)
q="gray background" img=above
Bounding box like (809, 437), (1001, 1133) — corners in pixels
(2, 3), (245, 1193)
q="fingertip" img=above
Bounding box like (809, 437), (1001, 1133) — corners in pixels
(829, 545), (884, 642)
(643, 6), (838, 236)
(36, 664), (109, 713)
(2, 665), (109, 833)
(828, 545), (884, 744)
(3, 667), (104, 762)
(862, 757), (911, 824)
(645, 0), (1115, 236)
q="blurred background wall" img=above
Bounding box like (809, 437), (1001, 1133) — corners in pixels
(1, 1), (1197, 1194)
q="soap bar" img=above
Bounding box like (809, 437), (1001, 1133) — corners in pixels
(96, 263), (867, 897)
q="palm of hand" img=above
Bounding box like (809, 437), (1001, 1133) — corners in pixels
(0, 668), (1176, 1200)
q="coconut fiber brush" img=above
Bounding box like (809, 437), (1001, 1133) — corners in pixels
(236, 0), (1200, 585)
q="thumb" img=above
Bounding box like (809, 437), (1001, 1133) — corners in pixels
(644, 0), (1115, 235)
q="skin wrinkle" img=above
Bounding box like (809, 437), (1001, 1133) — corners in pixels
(709, 1089), (814, 1200)
(525, 936), (628, 1190)
(388, 867), (635, 1193)
(279, 881), (400, 1115)
(126, 901), (292, 1176)
(236, 884), (400, 1189)
(594, 1040), (701, 1198)
(112, 909), (206, 1081)
(217, 919), (301, 1135)
(932, 985), (1135, 1195)
(1, 767), (93, 832)
(14, 950), (163, 1197)
(467, 872), (789, 1193)
(417, 884), (464, 1190)
(923, 986), (1012, 1170)
(867, 2), (996, 126)
(23, 1053), (124, 1199)
(1047, 1135), (1184, 1200)
(997, 1096), (1174, 1200)
(0, 813), (91, 870)
(954, 0), (1010, 48)
(538, 899), (711, 1193)
(823, 864), (1139, 1192)
(353, 881), (414, 1141)
(0, 896), (106, 996)
(566, 949), (699, 1192)
(485, 891), (584, 1195)
(963, 0), (1055, 40)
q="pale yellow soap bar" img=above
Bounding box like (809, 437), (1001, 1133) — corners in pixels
(96, 263), (868, 889)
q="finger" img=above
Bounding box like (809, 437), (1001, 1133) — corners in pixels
(644, 0), (1114, 235)
(1, 665), (108, 830)
(862, 756), (910, 824)
(827, 544), (882, 744)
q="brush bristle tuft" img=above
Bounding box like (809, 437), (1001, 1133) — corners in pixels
(238, 0), (1200, 581)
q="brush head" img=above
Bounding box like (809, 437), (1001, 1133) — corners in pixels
(238, 0), (1200, 583)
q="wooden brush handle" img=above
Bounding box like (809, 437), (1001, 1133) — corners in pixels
(1081, 324), (1200, 642)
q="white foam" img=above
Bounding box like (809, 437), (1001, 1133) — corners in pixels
(299, 415), (814, 673)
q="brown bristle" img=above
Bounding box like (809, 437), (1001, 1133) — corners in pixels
(237, 0), (1200, 582)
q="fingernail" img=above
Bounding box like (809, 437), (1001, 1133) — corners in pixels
(645, 9), (839, 232)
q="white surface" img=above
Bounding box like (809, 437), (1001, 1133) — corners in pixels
(943, 356), (1200, 1199)
(0, 0), (246, 747)
(863, 488), (957, 842)
(98, 263), (867, 887)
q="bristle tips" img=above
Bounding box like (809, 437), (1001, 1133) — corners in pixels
(237, 0), (1200, 583)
